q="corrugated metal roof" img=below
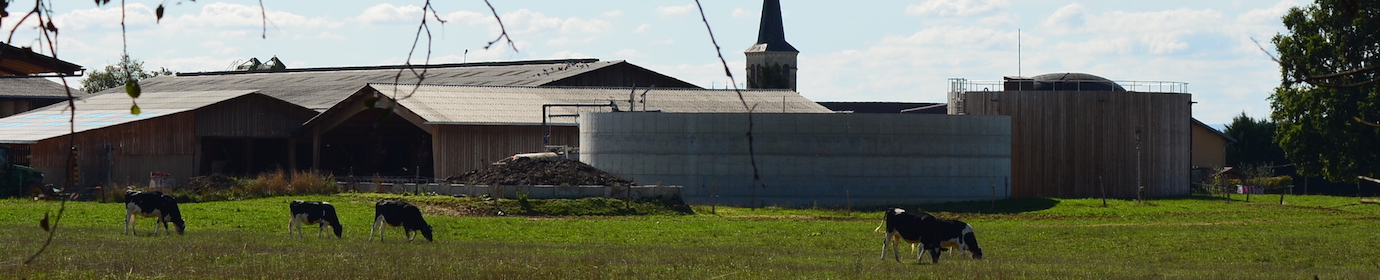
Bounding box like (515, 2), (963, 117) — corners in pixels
(90, 60), (623, 112)
(0, 90), (258, 143)
(0, 77), (77, 98)
(372, 84), (833, 126)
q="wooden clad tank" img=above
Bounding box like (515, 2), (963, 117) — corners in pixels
(955, 73), (1191, 198)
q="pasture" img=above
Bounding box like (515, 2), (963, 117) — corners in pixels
(1, 194), (1377, 279)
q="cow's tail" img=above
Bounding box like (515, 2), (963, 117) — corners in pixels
(964, 230), (983, 260)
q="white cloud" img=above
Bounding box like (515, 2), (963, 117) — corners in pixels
(602, 10), (624, 18)
(200, 41), (238, 56)
(53, 4), (158, 31)
(545, 50), (590, 59)
(650, 39), (675, 45)
(1237, 0), (1298, 24)
(354, 3), (422, 25)
(732, 8), (752, 18)
(635, 24), (651, 33)
(1040, 4), (1226, 55)
(907, 0), (1011, 17)
(1042, 3), (1088, 31)
(657, 4), (695, 16)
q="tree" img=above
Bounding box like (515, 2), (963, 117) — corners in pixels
(1270, 0), (1380, 183)
(1224, 112), (1289, 169)
(80, 55), (173, 94)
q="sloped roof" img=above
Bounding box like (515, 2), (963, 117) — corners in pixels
(1192, 118), (1236, 143)
(0, 77), (77, 98)
(319, 84), (832, 126)
(91, 59), (661, 111)
(0, 43), (84, 76)
(0, 90), (258, 144)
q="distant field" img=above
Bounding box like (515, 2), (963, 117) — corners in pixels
(1, 194), (1377, 279)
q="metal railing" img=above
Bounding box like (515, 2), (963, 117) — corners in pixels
(948, 78), (1189, 93)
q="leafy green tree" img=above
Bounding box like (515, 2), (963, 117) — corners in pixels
(1270, 0), (1380, 182)
(79, 55), (173, 94)
(1224, 112), (1289, 169)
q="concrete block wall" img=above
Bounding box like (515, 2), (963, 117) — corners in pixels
(579, 113), (1012, 208)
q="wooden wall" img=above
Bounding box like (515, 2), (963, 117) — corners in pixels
(195, 94), (317, 138)
(432, 125), (578, 178)
(1190, 124), (1229, 169)
(960, 90), (1191, 198)
(31, 112), (198, 188)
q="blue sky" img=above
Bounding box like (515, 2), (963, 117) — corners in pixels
(7, 0), (1299, 125)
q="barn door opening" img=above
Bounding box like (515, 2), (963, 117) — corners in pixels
(316, 108), (434, 179)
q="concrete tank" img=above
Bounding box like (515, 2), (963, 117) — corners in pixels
(578, 112), (1011, 208)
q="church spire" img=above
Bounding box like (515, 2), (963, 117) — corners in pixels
(752, 0), (797, 52)
(745, 0), (799, 91)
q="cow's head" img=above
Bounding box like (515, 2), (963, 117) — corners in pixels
(419, 225), (433, 242)
(170, 216), (186, 235)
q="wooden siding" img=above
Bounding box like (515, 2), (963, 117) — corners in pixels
(31, 112), (198, 188)
(195, 94), (316, 138)
(432, 125), (578, 178)
(961, 90), (1191, 198)
(1191, 124), (1229, 168)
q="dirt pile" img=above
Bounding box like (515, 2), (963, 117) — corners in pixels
(445, 157), (635, 187)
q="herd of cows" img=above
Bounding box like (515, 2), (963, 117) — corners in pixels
(121, 190), (984, 264)
(123, 190), (434, 242)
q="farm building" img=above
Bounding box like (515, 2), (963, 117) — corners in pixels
(0, 90), (318, 189)
(303, 84), (832, 179)
(0, 58), (833, 189)
(948, 73), (1193, 198)
(0, 42), (84, 120)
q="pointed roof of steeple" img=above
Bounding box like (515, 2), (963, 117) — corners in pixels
(747, 0), (798, 53)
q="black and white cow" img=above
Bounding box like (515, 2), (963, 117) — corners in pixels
(369, 200), (433, 242)
(879, 207), (982, 264)
(124, 190), (186, 235)
(289, 200), (342, 238)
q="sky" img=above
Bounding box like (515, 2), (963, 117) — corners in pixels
(4, 0), (1301, 125)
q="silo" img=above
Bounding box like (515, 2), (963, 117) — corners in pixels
(951, 73), (1191, 198)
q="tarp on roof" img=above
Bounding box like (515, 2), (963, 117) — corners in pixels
(365, 84), (833, 126)
(0, 90), (258, 143)
(94, 60), (629, 112)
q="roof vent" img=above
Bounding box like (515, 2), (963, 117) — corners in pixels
(235, 56), (287, 71)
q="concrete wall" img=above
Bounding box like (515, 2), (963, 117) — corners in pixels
(579, 113), (1012, 208)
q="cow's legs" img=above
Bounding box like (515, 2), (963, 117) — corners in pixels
(369, 215), (385, 241)
(317, 223), (327, 238)
(880, 232), (892, 260)
(927, 247), (941, 264)
(125, 214), (136, 235)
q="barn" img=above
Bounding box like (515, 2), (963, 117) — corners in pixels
(0, 90), (317, 188)
(948, 73), (1192, 198)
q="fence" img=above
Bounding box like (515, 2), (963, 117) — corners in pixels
(338, 181), (681, 200)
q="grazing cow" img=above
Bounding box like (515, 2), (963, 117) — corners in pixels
(289, 200), (343, 238)
(879, 208), (983, 263)
(124, 190), (185, 235)
(369, 200), (433, 242)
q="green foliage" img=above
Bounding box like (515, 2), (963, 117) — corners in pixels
(2, 195), (1379, 278)
(1224, 113), (1289, 169)
(1270, 0), (1380, 182)
(79, 54), (173, 94)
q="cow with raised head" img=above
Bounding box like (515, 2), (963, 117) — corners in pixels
(124, 190), (186, 235)
(289, 200), (342, 238)
(369, 200), (433, 242)
(879, 207), (983, 264)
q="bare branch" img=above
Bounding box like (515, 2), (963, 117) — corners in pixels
(1254, 37), (1380, 88)
(1356, 116), (1380, 128)
(693, 0), (765, 192)
(258, 0), (267, 39)
(481, 0), (517, 52)
(23, 0), (74, 265)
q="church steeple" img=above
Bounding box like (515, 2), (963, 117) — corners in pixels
(745, 0), (799, 91)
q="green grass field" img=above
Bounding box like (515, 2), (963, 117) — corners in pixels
(1, 194), (1377, 279)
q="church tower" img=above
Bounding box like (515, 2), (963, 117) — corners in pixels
(745, 0), (798, 91)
